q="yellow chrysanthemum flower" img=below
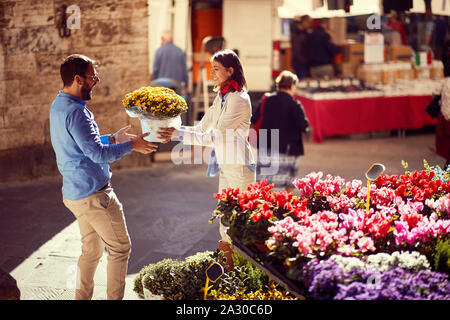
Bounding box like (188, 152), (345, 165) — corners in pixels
(122, 86), (188, 118)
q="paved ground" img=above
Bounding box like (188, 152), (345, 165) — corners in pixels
(0, 128), (445, 300)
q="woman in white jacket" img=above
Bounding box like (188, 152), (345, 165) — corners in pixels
(159, 49), (256, 267)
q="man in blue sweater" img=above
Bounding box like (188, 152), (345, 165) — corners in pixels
(49, 54), (157, 300)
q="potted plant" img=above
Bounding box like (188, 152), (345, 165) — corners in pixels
(122, 86), (187, 142)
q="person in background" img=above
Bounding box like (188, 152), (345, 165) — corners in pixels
(443, 37), (450, 78)
(49, 54), (158, 300)
(426, 15), (448, 60)
(307, 18), (341, 79)
(386, 11), (407, 45)
(157, 49), (256, 270)
(252, 70), (309, 193)
(152, 29), (189, 91)
(435, 73), (450, 170)
(290, 15), (312, 79)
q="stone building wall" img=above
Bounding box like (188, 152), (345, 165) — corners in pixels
(0, 0), (152, 182)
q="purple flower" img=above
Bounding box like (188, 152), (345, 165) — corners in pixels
(300, 257), (450, 300)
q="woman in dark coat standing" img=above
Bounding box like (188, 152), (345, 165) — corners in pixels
(251, 70), (309, 192)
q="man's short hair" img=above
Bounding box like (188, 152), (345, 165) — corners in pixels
(276, 70), (298, 91)
(60, 54), (97, 87)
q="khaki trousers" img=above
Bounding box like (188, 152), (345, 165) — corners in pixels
(218, 164), (256, 243)
(63, 186), (131, 300)
(310, 64), (334, 79)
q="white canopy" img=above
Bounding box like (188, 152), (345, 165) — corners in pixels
(278, 0), (450, 18)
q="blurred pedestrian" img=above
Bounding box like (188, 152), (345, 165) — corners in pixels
(252, 70), (309, 192)
(443, 37), (450, 77)
(152, 29), (189, 91)
(290, 15), (312, 79)
(49, 54), (158, 300)
(435, 76), (450, 169)
(307, 18), (341, 79)
(386, 11), (407, 45)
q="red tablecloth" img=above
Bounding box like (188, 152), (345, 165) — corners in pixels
(295, 95), (437, 143)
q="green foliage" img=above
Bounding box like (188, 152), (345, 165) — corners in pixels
(134, 251), (216, 300)
(232, 250), (269, 291)
(433, 238), (450, 275)
(210, 250), (269, 297)
(134, 258), (172, 297)
(134, 249), (296, 300)
(423, 159), (450, 182)
(401, 160), (410, 174)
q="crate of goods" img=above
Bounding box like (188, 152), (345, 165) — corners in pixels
(356, 64), (383, 85)
(394, 62), (413, 81)
(388, 45), (413, 61)
(344, 42), (364, 72)
(415, 67), (431, 80)
(430, 60), (444, 80)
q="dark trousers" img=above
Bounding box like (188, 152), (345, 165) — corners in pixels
(294, 66), (310, 79)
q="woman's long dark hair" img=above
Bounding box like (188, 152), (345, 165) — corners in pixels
(211, 49), (247, 91)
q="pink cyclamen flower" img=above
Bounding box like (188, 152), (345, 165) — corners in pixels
(425, 194), (450, 214)
(327, 194), (354, 213)
(398, 200), (424, 229)
(345, 179), (362, 198)
(365, 207), (394, 239)
(371, 187), (397, 206)
(339, 208), (365, 232)
(349, 230), (364, 245)
(315, 174), (346, 196)
(337, 244), (355, 256)
(293, 172), (323, 198)
(357, 236), (376, 253)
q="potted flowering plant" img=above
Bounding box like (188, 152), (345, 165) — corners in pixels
(122, 86), (187, 142)
(211, 181), (275, 248)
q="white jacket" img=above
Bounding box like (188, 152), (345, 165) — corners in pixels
(180, 90), (256, 167)
(441, 77), (450, 121)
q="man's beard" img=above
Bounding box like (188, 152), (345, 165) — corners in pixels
(81, 82), (94, 100)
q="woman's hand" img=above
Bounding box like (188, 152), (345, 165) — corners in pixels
(158, 127), (178, 143)
(111, 125), (137, 144)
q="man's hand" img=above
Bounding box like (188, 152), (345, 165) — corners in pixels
(112, 125), (137, 144)
(130, 133), (158, 154)
(157, 127), (178, 143)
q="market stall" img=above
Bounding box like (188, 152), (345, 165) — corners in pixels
(294, 62), (444, 142)
(296, 94), (435, 143)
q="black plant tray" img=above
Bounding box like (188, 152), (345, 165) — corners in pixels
(231, 240), (306, 300)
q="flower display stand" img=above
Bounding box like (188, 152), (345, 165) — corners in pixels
(212, 166), (450, 300)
